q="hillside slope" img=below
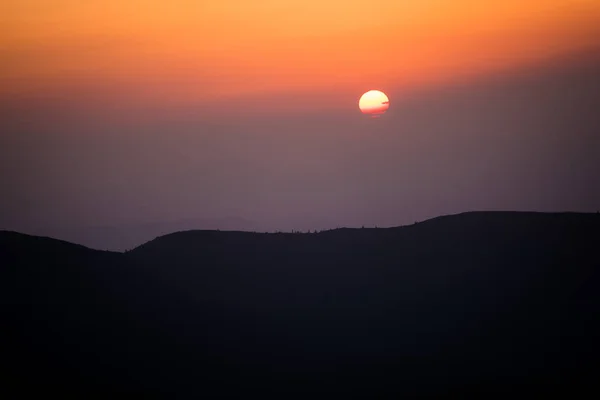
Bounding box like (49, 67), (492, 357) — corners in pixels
(2, 212), (599, 398)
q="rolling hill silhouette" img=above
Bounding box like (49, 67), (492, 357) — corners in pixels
(2, 211), (599, 398)
(23, 216), (261, 252)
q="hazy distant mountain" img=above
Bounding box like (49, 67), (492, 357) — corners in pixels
(2, 212), (599, 398)
(24, 215), (349, 252)
(28, 216), (260, 252)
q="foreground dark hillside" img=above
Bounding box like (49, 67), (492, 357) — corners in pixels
(2, 212), (599, 398)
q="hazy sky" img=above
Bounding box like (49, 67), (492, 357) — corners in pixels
(2, 1), (600, 237)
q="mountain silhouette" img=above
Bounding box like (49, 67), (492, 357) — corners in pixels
(24, 216), (261, 252)
(2, 211), (599, 398)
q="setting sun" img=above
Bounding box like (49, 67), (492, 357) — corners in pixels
(359, 90), (390, 117)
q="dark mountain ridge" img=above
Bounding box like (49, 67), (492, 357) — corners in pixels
(2, 211), (599, 398)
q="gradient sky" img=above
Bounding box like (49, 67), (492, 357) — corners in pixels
(2, 1), (600, 246)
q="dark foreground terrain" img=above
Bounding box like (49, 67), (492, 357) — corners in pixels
(2, 212), (599, 398)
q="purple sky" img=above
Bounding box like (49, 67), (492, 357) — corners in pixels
(1, 50), (599, 248)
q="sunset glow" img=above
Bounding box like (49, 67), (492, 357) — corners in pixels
(2, 1), (600, 111)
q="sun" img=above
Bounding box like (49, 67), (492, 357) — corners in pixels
(359, 90), (390, 117)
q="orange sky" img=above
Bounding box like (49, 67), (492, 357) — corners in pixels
(3, 1), (600, 108)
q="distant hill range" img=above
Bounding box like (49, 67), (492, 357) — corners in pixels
(2, 211), (599, 398)
(26, 216), (262, 252)
(20, 216), (344, 252)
